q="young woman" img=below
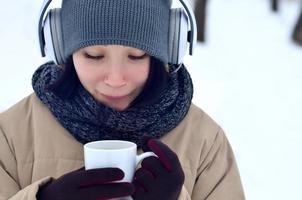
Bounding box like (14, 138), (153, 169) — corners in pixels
(0, 0), (245, 199)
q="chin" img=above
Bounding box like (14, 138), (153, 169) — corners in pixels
(104, 101), (130, 111)
(111, 105), (129, 111)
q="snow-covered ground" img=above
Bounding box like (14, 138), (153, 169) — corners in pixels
(1, 0), (302, 199)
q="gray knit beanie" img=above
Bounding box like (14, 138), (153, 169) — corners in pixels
(61, 0), (171, 64)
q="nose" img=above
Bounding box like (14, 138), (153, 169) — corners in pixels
(103, 65), (127, 88)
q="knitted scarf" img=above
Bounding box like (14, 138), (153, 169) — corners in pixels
(32, 62), (193, 148)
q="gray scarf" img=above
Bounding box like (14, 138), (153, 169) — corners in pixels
(32, 63), (193, 148)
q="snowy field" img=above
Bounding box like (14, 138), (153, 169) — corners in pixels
(1, 0), (302, 199)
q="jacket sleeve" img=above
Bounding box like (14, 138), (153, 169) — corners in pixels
(178, 185), (192, 200)
(0, 127), (51, 200)
(191, 129), (245, 200)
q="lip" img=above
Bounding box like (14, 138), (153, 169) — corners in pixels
(101, 94), (128, 101)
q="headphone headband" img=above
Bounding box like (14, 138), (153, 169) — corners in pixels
(179, 0), (197, 55)
(38, 0), (197, 64)
(39, 0), (53, 57)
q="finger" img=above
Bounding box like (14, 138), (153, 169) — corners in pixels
(148, 139), (180, 171)
(79, 182), (135, 200)
(141, 156), (167, 176)
(77, 168), (124, 187)
(134, 168), (155, 191)
(132, 179), (146, 199)
(140, 135), (153, 152)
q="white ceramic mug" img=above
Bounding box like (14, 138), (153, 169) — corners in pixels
(84, 140), (155, 200)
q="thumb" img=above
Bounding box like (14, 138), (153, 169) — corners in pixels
(147, 139), (180, 172)
(140, 135), (153, 152)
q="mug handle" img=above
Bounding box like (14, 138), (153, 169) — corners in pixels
(136, 152), (157, 166)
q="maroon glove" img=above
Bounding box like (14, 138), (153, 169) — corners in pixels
(132, 139), (185, 200)
(37, 167), (135, 200)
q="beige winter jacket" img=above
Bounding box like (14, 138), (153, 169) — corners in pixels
(0, 94), (245, 200)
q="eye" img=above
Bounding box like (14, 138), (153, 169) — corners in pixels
(84, 52), (104, 60)
(128, 53), (147, 60)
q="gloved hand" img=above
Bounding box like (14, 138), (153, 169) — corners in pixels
(132, 139), (185, 200)
(37, 167), (135, 200)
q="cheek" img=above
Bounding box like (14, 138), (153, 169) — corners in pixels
(131, 66), (149, 86)
(74, 62), (99, 88)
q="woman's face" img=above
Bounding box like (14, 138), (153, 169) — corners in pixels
(73, 45), (150, 111)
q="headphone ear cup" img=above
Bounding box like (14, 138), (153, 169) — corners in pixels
(43, 8), (65, 65)
(168, 8), (189, 65)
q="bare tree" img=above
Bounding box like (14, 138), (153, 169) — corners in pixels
(194, 0), (208, 42)
(271, 0), (278, 12)
(292, 5), (302, 45)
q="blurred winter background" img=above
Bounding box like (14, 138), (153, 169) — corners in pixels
(1, 0), (302, 199)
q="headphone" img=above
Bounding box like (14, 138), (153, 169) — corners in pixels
(38, 0), (197, 65)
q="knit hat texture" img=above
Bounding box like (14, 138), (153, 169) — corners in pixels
(61, 0), (171, 63)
